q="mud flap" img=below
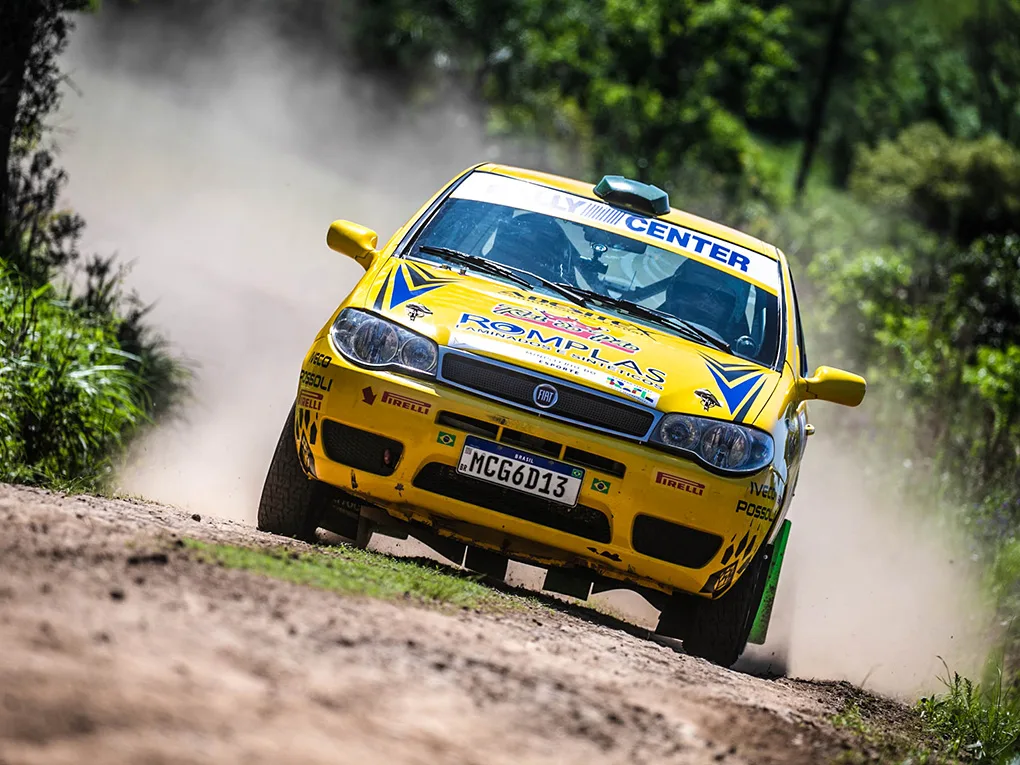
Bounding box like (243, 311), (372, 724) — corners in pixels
(747, 519), (791, 645)
(543, 567), (592, 600)
(464, 545), (510, 580)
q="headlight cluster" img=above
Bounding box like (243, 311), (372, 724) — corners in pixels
(654, 414), (774, 474)
(330, 308), (438, 375)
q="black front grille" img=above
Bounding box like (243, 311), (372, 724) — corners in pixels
(413, 462), (611, 542)
(321, 420), (403, 476)
(435, 411), (500, 439)
(631, 514), (722, 569)
(500, 428), (561, 457)
(442, 354), (654, 437)
(563, 446), (626, 478)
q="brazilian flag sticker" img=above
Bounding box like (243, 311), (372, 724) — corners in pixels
(437, 431), (456, 447)
(591, 477), (611, 494)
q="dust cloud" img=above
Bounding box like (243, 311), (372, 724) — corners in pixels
(774, 415), (991, 697)
(56, 10), (988, 697)
(57, 13), (503, 520)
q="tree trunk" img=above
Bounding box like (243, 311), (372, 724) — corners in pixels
(0, 1), (40, 243)
(794, 0), (854, 201)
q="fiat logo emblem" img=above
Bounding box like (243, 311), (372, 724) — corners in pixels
(533, 383), (559, 409)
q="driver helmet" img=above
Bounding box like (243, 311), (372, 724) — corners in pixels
(487, 212), (571, 282)
(661, 259), (746, 337)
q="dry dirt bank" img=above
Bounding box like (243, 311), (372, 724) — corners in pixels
(0, 483), (922, 764)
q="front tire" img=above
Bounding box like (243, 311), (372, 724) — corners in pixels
(257, 404), (322, 541)
(657, 546), (770, 667)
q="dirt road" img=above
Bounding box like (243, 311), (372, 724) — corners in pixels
(0, 483), (921, 764)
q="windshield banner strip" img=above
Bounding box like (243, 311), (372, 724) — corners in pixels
(452, 173), (780, 293)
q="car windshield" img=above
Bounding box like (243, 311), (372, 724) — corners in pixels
(409, 172), (782, 367)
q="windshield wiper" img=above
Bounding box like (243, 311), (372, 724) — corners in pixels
(416, 245), (589, 308)
(553, 284), (731, 353)
(417, 246), (533, 290)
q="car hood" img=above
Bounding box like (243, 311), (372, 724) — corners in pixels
(366, 259), (781, 422)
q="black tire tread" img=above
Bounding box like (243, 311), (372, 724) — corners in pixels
(257, 405), (319, 541)
(682, 549), (769, 667)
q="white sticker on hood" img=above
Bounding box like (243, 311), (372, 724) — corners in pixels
(447, 333), (660, 407)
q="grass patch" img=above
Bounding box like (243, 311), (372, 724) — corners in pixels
(917, 665), (1020, 764)
(829, 698), (950, 764)
(829, 664), (1020, 765)
(184, 539), (523, 611)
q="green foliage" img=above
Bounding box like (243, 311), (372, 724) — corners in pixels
(0, 271), (144, 488)
(345, 0), (1020, 197)
(919, 666), (1020, 763)
(0, 244), (187, 492)
(829, 700), (949, 764)
(801, 206), (1020, 520)
(353, 0), (797, 199)
(851, 124), (1020, 244)
(185, 539), (527, 610)
(760, 125), (1020, 678)
(0, 0), (187, 491)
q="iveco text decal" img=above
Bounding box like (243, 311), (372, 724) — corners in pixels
(451, 173), (781, 292)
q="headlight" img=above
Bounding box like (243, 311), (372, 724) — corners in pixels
(330, 308), (438, 375)
(653, 414), (773, 474)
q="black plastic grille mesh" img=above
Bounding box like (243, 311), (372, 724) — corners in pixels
(321, 420), (403, 476)
(442, 354), (654, 437)
(412, 462), (611, 543)
(631, 514), (722, 569)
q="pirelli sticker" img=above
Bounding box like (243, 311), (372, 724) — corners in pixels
(655, 471), (705, 497)
(451, 172), (781, 293)
(382, 390), (431, 415)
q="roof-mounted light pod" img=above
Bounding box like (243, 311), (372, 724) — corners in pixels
(593, 175), (670, 217)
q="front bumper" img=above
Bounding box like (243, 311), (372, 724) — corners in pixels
(294, 340), (782, 597)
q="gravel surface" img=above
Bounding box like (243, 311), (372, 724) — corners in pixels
(0, 483), (912, 764)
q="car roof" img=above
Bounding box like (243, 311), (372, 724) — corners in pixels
(476, 163), (780, 261)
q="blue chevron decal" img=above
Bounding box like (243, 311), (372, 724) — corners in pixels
(700, 353), (764, 415)
(372, 270), (391, 311)
(733, 376), (768, 422)
(701, 354), (760, 383)
(386, 263), (456, 309)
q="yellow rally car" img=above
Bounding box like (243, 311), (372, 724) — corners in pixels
(258, 164), (866, 666)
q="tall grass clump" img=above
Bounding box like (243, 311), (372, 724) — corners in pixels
(919, 661), (1020, 763)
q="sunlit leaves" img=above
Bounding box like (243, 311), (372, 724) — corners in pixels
(0, 272), (145, 488)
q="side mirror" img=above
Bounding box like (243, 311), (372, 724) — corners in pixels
(798, 366), (867, 407)
(327, 220), (379, 270)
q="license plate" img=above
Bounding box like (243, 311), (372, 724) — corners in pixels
(456, 436), (584, 507)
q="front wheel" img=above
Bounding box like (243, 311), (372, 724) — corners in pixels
(257, 404), (322, 541)
(657, 546), (770, 667)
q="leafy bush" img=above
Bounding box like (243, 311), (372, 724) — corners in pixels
(851, 124), (1020, 245)
(0, 272), (145, 489)
(0, 0), (187, 493)
(351, 0), (796, 200)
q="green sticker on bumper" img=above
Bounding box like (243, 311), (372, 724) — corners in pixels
(591, 477), (611, 494)
(437, 431), (456, 447)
